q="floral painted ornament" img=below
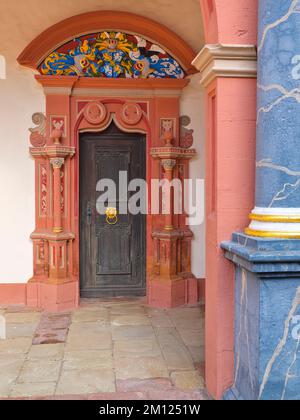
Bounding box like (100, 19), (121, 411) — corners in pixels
(40, 32), (185, 79)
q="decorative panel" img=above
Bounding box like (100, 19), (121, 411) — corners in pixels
(39, 32), (185, 79)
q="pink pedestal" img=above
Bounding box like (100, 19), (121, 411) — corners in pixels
(148, 277), (199, 308)
(27, 281), (79, 312)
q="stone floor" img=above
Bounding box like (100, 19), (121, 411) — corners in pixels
(0, 298), (207, 400)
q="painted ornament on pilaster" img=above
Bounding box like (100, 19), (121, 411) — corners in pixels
(40, 165), (47, 216)
(39, 32), (185, 79)
(180, 116), (194, 149)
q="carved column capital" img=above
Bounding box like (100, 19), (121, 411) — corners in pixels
(50, 157), (64, 169)
(162, 159), (177, 171)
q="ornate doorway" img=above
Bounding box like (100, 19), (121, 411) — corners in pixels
(18, 11), (199, 311)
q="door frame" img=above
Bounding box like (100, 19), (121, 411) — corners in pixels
(79, 124), (147, 298)
(27, 76), (198, 311)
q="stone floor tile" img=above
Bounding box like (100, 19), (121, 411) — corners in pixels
(147, 309), (173, 327)
(6, 323), (38, 339)
(32, 312), (71, 345)
(56, 369), (116, 395)
(146, 389), (206, 400)
(155, 328), (194, 371)
(114, 339), (161, 358)
(115, 356), (169, 380)
(0, 383), (14, 398)
(27, 344), (65, 361)
(111, 314), (151, 327)
(0, 338), (32, 354)
(88, 392), (145, 400)
(18, 360), (62, 383)
(72, 309), (109, 323)
(10, 382), (56, 398)
(110, 306), (146, 316)
(170, 370), (205, 391)
(178, 329), (204, 347)
(117, 378), (173, 393)
(4, 312), (41, 324)
(112, 326), (155, 341)
(63, 350), (113, 370)
(68, 322), (109, 336)
(188, 345), (205, 363)
(65, 332), (112, 351)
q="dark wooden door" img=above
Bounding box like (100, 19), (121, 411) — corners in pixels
(80, 123), (146, 298)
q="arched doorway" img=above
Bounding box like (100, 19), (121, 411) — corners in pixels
(18, 11), (200, 311)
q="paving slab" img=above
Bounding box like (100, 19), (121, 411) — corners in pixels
(6, 323), (38, 339)
(72, 309), (109, 323)
(27, 344), (64, 361)
(65, 332), (112, 351)
(111, 314), (151, 327)
(56, 369), (116, 395)
(18, 360), (62, 384)
(114, 339), (161, 358)
(63, 350), (113, 370)
(0, 338), (32, 354)
(4, 312), (41, 324)
(170, 370), (205, 391)
(115, 356), (169, 380)
(10, 382), (56, 398)
(112, 326), (155, 341)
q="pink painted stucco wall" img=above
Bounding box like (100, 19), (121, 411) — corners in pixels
(199, 0), (258, 400)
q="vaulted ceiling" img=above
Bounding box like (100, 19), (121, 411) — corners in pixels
(0, 0), (204, 61)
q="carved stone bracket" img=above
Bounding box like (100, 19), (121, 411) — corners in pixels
(29, 113), (46, 147)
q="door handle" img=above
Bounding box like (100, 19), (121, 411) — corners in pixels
(105, 207), (118, 225)
(87, 202), (92, 225)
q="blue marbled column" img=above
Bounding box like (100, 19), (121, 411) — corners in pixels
(222, 1), (300, 400)
(222, 234), (300, 400)
(256, 0), (300, 209)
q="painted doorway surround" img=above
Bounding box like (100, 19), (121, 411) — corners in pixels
(17, 11), (199, 311)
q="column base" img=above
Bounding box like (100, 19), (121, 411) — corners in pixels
(222, 232), (300, 400)
(148, 275), (199, 308)
(27, 280), (79, 312)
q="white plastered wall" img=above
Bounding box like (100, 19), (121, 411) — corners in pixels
(0, 54), (44, 283)
(181, 74), (206, 279)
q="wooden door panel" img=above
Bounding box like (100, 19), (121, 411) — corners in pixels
(96, 226), (132, 276)
(80, 123), (146, 298)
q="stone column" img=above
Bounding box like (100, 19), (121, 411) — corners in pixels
(150, 133), (197, 307)
(222, 0), (300, 400)
(161, 159), (176, 231)
(246, 0), (300, 238)
(50, 157), (64, 234)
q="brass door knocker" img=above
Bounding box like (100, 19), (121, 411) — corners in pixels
(105, 207), (118, 225)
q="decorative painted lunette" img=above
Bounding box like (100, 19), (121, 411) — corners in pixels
(39, 32), (185, 79)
